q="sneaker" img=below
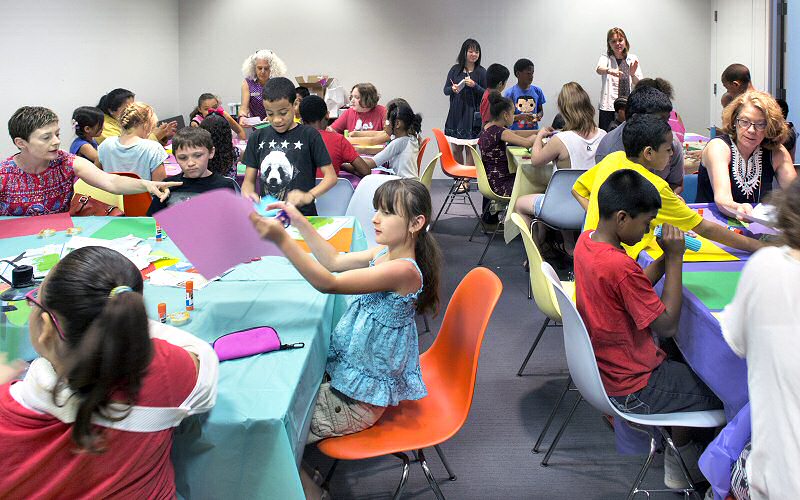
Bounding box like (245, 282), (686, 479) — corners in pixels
(664, 441), (706, 489)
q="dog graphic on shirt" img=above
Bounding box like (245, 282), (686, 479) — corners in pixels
(259, 150), (296, 200)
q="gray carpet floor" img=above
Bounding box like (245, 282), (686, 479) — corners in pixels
(304, 180), (666, 500)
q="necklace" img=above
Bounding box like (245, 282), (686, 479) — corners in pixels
(730, 141), (762, 201)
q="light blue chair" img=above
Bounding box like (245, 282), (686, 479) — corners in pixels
(682, 173), (698, 204)
(315, 177), (355, 216)
(345, 174), (401, 248)
(541, 262), (726, 499)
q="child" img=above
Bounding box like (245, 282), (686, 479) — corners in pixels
(0, 246), (217, 497)
(241, 77), (337, 215)
(294, 86), (310, 122)
(97, 102), (169, 181)
(299, 95), (371, 177)
(147, 127), (239, 215)
(720, 177), (800, 499)
(343, 97), (409, 147)
(480, 63), (510, 125)
(574, 168), (722, 488)
(69, 106), (104, 164)
(361, 103), (423, 178)
(250, 179), (440, 442)
(608, 96), (627, 131)
(328, 83), (386, 135)
(189, 93), (246, 140)
(572, 113), (763, 258)
(200, 112), (239, 178)
(503, 58), (546, 135)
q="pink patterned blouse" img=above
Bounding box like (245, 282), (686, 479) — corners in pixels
(0, 150), (76, 216)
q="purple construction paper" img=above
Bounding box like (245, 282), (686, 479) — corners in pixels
(153, 189), (281, 279)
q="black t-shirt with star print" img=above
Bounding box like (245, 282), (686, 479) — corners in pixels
(242, 124), (332, 215)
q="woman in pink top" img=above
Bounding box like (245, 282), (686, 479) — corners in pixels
(0, 246), (218, 498)
(328, 83), (387, 137)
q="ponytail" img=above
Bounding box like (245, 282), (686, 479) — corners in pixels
(413, 227), (442, 316)
(96, 88), (135, 116)
(488, 90), (513, 120)
(389, 103), (424, 143)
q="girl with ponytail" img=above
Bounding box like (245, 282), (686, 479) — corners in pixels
(251, 178), (441, 445)
(0, 246), (218, 498)
(362, 102), (424, 178)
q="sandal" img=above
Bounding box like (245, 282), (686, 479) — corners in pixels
(454, 180), (469, 194)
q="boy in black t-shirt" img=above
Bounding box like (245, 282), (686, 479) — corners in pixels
(146, 127), (239, 215)
(241, 77), (336, 216)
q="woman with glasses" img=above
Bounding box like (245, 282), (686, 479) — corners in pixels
(697, 91), (797, 217)
(0, 246), (218, 498)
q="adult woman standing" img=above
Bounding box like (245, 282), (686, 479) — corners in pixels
(698, 91), (797, 218)
(443, 38), (487, 166)
(238, 49), (288, 126)
(596, 27), (643, 131)
(96, 88), (175, 145)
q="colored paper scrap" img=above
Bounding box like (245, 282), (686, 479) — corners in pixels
(90, 218), (156, 240)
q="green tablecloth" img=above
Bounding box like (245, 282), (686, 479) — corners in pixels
(0, 215), (367, 500)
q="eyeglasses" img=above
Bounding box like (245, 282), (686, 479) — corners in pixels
(24, 288), (66, 341)
(736, 118), (768, 131)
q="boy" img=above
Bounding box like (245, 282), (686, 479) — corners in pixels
(480, 63), (510, 125)
(299, 95), (371, 177)
(720, 63), (756, 106)
(573, 113), (763, 259)
(503, 58), (545, 136)
(294, 86), (310, 123)
(574, 168), (722, 488)
(607, 96), (627, 131)
(146, 127), (239, 215)
(241, 77), (337, 216)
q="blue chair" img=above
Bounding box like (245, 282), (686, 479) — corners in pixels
(315, 177), (355, 216)
(682, 173), (698, 204)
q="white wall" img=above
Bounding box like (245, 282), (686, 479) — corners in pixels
(1, 0), (180, 152)
(178, 0), (713, 170)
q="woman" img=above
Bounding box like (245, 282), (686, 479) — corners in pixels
(698, 91), (797, 218)
(596, 27), (643, 131)
(1, 106), (178, 216)
(635, 77), (686, 143)
(443, 38), (487, 166)
(238, 49), (288, 126)
(327, 83), (386, 136)
(96, 88), (175, 145)
(515, 82), (606, 226)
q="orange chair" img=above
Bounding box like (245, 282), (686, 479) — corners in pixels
(416, 136), (430, 175)
(317, 267), (503, 499)
(112, 172), (155, 216)
(430, 128), (482, 230)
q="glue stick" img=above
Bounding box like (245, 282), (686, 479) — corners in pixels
(158, 303), (167, 323)
(185, 281), (194, 311)
(156, 224), (163, 242)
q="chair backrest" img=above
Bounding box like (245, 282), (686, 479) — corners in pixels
(431, 128), (461, 175)
(73, 179), (123, 208)
(510, 213), (561, 321)
(314, 177), (355, 216)
(416, 137), (431, 174)
(345, 174), (402, 247)
(112, 172), (152, 216)
(419, 153), (441, 191)
(541, 262), (616, 415)
(536, 169), (587, 231)
(421, 267), (502, 426)
(467, 145), (507, 202)
(682, 173), (698, 204)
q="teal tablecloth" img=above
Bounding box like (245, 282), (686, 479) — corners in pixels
(0, 215), (367, 500)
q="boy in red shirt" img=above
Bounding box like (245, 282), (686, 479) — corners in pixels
(480, 63), (510, 125)
(574, 168), (722, 489)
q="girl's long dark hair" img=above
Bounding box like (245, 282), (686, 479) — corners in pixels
(373, 179), (442, 315)
(40, 246), (152, 453)
(389, 103), (423, 144)
(190, 93), (217, 121)
(96, 88), (135, 116)
(456, 38), (482, 72)
(200, 113), (236, 177)
(72, 106), (104, 140)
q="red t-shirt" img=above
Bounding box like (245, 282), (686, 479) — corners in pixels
(573, 231), (666, 396)
(330, 105), (387, 134)
(0, 150), (76, 216)
(0, 339), (197, 498)
(317, 129), (359, 176)
(480, 89), (491, 125)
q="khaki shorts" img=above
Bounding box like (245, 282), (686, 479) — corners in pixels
(307, 382), (386, 444)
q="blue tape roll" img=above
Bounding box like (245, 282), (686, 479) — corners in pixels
(654, 226), (701, 252)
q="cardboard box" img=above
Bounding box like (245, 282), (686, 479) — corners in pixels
(295, 75), (332, 97)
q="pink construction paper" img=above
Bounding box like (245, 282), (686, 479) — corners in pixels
(153, 189), (281, 279)
(0, 212), (73, 238)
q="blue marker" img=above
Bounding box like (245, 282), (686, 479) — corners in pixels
(654, 225), (701, 252)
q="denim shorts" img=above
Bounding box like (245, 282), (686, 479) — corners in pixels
(609, 360), (723, 415)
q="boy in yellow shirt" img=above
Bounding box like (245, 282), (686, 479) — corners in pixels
(572, 114), (762, 258)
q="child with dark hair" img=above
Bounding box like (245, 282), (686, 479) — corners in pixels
(189, 93), (245, 140)
(362, 103), (423, 178)
(0, 246), (218, 497)
(608, 96), (627, 131)
(480, 63), (510, 125)
(299, 95), (370, 177)
(575, 168), (722, 489)
(241, 77), (336, 215)
(573, 113), (763, 259)
(96, 88), (176, 145)
(294, 86), (311, 122)
(199, 113), (238, 178)
(69, 106), (104, 164)
(503, 58), (546, 134)
(328, 83), (386, 136)
(146, 127), (239, 215)
(776, 97), (797, 160)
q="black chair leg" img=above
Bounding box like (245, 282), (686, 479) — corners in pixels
(541, 395), (582, 466)
(532, 376), (572, 453)
(391, 452), (411, 500)
(418, 449), (446, 500)
(517, 318), (550, 376)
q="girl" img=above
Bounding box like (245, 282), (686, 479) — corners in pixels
(596, 27), (643, 131)
(190, 93), (246, 140)
(69, 106), (104, 164)
(238, 49), (288, 125)
(250, 179), (441, 445)
(200, 111), (239, 178)
(362, 103), (423, 178)
(96, 88), (175, 145)
(97, 102), (169, 181)
(328, 83), (387, 136)
(443, 38), (487, 166)
(0, 246), (217, 497)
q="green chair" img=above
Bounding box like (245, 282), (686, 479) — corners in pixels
(467, 145), (510, 265)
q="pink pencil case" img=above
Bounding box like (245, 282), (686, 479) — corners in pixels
(212, 326), (304, 361)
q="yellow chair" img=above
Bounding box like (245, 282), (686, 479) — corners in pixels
(467, 145), (510, 265)
(73, 180), (123, 208)
(419, 153), (441, 191)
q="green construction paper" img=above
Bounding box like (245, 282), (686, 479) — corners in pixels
(237, 163), (247, 175)
(90, 218), (156, 240)
(683, 271), (742, 311)
(33, 253), (59, 272)
(307, 217), (334, 230)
